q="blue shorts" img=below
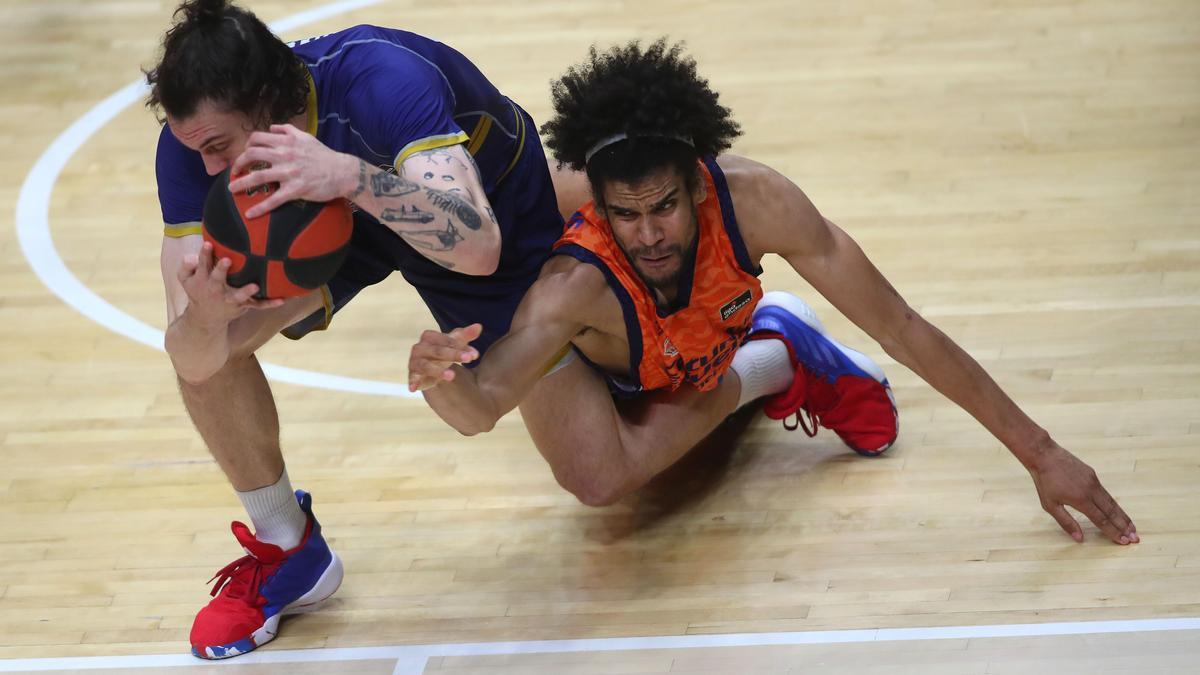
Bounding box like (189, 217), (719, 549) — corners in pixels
(282, 104), (562, 359)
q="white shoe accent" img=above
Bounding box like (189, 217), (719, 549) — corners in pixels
(756, 290), (827, 332)
(287, 550), (344, 613)
(248, 551), (344, 653)
(754, 291), (888, 384)
(251, 615), (281, 652)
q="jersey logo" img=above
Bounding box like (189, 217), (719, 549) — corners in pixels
(662, 337), (679, 358)
(286, 32), (332, 48)
(720, 289), (754, 321)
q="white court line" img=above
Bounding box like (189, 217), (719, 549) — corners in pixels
(1, 617), (1198, 672)
(11, 2), (1197, 674)
(13, 0), (418, 399)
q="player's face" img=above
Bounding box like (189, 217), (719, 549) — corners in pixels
(602, 167), (706, 296)
(168, 100), (260, 176)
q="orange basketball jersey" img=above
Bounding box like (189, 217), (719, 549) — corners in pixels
(554, 157), (763, 393)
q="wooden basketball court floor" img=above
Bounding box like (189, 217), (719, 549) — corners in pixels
(1, 0), (1198, 672)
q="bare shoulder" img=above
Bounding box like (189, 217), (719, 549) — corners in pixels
(538, 254), (609, 294)
(713, 154), (797, 210)
(714, 154), (827, 260)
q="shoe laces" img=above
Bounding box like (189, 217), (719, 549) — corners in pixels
(780, 404), (820, 437)
(763, 344), (839, 436)
(207, 553), (281, 605)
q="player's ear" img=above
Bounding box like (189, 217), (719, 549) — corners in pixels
(593, 180), (611, 219)
(689, 166), (706, 205)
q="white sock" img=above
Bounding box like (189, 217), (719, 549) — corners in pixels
(730, 339), (794, 409)
(237, 468), (307, 550)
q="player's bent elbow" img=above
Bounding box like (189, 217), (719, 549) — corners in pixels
(429, 398), (498, 436)
(469, 251), (501, 276)
(462, 239), (502, 276)
(479, 243), (501, 276)
(451, 225), (501, 276)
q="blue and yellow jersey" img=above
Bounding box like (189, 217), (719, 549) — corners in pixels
(554, 158), (764, 393)
(155, 24), (529, 235)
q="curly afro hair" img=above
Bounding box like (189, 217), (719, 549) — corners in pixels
(540, 39), (741, 203)
(145, 0), (309, 127)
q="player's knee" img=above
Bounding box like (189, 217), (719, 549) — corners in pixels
(173, 359), (224, 387)
(570, 482), (623, 508)
(553, 471), (623, 508)
(453, 417), (495, 437)
(174, 352), (254, 388)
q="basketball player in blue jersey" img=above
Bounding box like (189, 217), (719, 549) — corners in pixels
(146, 0), (564, 659)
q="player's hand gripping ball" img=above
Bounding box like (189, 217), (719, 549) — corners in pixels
(202, 167), (353, 299)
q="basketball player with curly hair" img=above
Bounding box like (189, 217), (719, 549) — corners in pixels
(410, 40), (1138, 557)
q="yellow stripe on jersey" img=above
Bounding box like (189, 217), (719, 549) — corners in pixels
(495, 100), (526, 185)
(539, 344), (575, 378)
(393, 131), (470, 168)
(304, 69), (319, 136)
(164, 223), (202, 238)
(281, 284), (334, 340)
(465, 114), (493, 156)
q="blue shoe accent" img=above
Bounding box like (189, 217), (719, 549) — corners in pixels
(750, 291), (885, 385)
(260, 491), (336, 619)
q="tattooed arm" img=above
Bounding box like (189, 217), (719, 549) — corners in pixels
(344, 145), (501, 274)
(229, 126), (502, 275)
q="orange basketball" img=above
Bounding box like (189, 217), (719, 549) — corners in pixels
(202, 167), (353, 299)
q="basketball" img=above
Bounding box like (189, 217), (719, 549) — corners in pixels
(202, 167), (354, 299)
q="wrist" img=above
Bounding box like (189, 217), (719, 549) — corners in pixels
(341, 154), (368, 200)
(1012, 427), (1056, 471)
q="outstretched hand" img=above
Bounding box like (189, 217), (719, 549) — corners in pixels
(1028, 442), (1139, 545)
(408, 323), (483, 392)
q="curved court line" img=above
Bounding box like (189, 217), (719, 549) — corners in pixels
(14, 0), (418, 398)
(0, 617), (1197, 672)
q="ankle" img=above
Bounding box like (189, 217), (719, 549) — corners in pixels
(236, 468), (307, 550)
(731, 338), (794, 408)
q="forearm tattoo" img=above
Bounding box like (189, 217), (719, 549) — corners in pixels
(380, 205), (435, 224)
(371, 170), (421, 197)
(349, 160), (369, 201)
(397, 219), (465, 253)
(423, 187), (482, 231)
(360, 150), (496, 256)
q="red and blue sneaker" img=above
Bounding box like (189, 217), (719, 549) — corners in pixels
(749, 291), (899, 456)
(190, 490), (343, 659)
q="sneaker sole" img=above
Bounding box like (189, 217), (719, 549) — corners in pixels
(193, 551), (344, 660)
